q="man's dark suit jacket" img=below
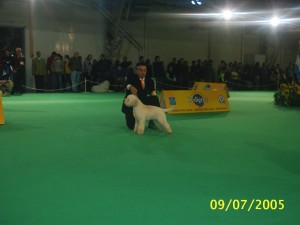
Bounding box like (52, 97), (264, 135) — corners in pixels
(121, 73), (157, 114)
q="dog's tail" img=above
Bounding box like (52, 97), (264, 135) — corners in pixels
(162, 107), (174, 113)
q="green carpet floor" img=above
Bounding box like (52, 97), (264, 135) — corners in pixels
(0, 91), (299, 225)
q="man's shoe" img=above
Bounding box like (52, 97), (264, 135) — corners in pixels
(148, 120), (158, 130)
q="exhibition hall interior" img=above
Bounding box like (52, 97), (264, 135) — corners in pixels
(1, 0), (300, 225)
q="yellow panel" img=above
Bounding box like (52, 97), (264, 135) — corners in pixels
(0, 93), (5, 125)
(160, 83), (230, 114)
(192, 82), (230, 98)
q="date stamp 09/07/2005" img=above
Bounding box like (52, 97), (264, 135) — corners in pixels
(210, 199), (285, 212)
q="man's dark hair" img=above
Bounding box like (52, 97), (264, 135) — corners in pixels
(136, 62), (147, 68)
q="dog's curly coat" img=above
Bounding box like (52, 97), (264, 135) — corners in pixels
(124, 94), (173, 134)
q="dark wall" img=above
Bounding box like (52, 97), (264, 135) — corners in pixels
(0, 26), (24, 54)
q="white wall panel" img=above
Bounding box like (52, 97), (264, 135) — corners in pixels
(0, 0), (106, 88)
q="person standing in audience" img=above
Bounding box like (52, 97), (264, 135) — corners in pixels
(196, 59), (204, 81)
(112, 60), (123, 91)
(152, 56), (165, 90)
(51, 53), (64, 91)
(260, 62), (269, 89)
(96, 54), (111, 83)
(165, 64), (176, 89)
(13, 47), (25, 95)
(32, 51), (46, 93)
(137, 56), (145, 66)
(46, 51), (56, 90)
(127, 61), (135, 75)
(120, 56), (129, 69)
(286, 62), (295, 85)
(145, 59), (153, 78)
(2, 49), (14, 81)
(176, 58), (186, 89)
(217, 60), (226, 82)
(62, 55), (72, 92)
(166, 58), (177, 89)
(190, 60), (198, 82)
(90, 58), (98, 84)
(83, 54), (93, 91)
(69, 51), (82, 92)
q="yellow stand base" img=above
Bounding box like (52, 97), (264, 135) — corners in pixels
(0, 92), (5, 125)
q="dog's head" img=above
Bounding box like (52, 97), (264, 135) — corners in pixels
(124, 94), (138, 107)
(102, 80), (110, 87)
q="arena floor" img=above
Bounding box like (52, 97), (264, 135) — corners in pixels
(1, 91), (299, 225)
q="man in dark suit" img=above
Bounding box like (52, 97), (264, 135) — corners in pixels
(122, 62), (160, 130)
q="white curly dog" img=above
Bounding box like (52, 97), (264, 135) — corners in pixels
(124, 94), (173, 134)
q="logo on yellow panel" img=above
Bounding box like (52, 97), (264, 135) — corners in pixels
(168, 97), (177, 105)
(204, 85), (211, 90)
(188, 93), (208, 107)
(218, 95), (225, 104)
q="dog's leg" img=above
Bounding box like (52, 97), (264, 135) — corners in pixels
(156, 114), (172, 134)
(159, 120), (172, 134)
(153, 120), (162, 131)
(164, 123), (172, 134)
(137, 118), (145, 134)
(134, 120), (138, 133)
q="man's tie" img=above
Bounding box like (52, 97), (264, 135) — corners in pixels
(140, 79), (145, 89)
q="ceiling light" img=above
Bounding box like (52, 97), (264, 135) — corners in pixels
(191, 0), (202, 6)
(271, 16), (280, 26)
(222, 10), (233, 20)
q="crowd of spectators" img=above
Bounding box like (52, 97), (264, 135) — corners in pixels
(1, 49), (299, 94)
(111, 56), (299, 91)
